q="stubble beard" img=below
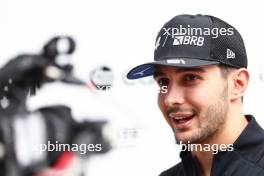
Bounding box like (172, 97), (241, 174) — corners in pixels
(176, 83), (229, 144)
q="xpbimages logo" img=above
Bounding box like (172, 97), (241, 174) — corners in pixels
(155, 25), (234, 48)
(37, 141), (102, 155)
(179, 141), (234, 154)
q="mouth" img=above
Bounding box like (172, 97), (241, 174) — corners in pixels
(168, 113), (195, 130)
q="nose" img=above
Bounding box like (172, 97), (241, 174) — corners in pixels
(163, 84), (185, 107)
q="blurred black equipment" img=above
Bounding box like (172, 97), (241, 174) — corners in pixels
(0, 36), (111, 176)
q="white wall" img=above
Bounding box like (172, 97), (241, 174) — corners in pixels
(1, 0), (264, 175)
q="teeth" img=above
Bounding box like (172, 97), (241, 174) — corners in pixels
(174, 116), (185, 120)
(168, 113), (192, 120)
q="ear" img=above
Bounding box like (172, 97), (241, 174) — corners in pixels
(230, 68), (250, 102)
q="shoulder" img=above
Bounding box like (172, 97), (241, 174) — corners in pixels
(234, 115), (264, 168)
(159, 162), (184, 176)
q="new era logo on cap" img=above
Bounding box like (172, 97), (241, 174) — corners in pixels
(227, 48), (235, 59)
(127, 14), (248, 80)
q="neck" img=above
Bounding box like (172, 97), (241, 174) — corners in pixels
(191, 106), (248, 176)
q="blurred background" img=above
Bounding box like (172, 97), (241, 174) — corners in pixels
(0, 0), (263, 175)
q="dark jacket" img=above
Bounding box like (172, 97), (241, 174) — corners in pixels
(159, 115), (264, 176)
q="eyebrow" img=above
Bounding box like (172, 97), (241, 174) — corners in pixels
(153, 67), (206, 78)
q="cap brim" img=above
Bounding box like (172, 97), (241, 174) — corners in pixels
(127, 58), (219, 79)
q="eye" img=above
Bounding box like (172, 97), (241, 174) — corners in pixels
(157, 78), (169, 87)
(184, 74), (200, 82)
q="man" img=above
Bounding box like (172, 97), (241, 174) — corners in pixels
(127, 14), (264, 176)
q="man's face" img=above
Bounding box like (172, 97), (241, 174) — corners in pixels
(154, 65), (229, 144)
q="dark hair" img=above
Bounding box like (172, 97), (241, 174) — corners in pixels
(219, 64), (235, 78)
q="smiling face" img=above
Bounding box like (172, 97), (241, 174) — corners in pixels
(154, 65), (230, 144)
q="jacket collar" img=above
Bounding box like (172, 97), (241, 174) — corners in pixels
(233, 115), (264, 161)
(179, 115), (264, 174)
(233, 115), (264, 148)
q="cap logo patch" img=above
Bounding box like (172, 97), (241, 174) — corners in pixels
(227, 48), (235, 59)
(173, 35), (204, 46)
(166, 59), (186, 64)
(133, 66), (152, 76)
(155, 37), (161, 50)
